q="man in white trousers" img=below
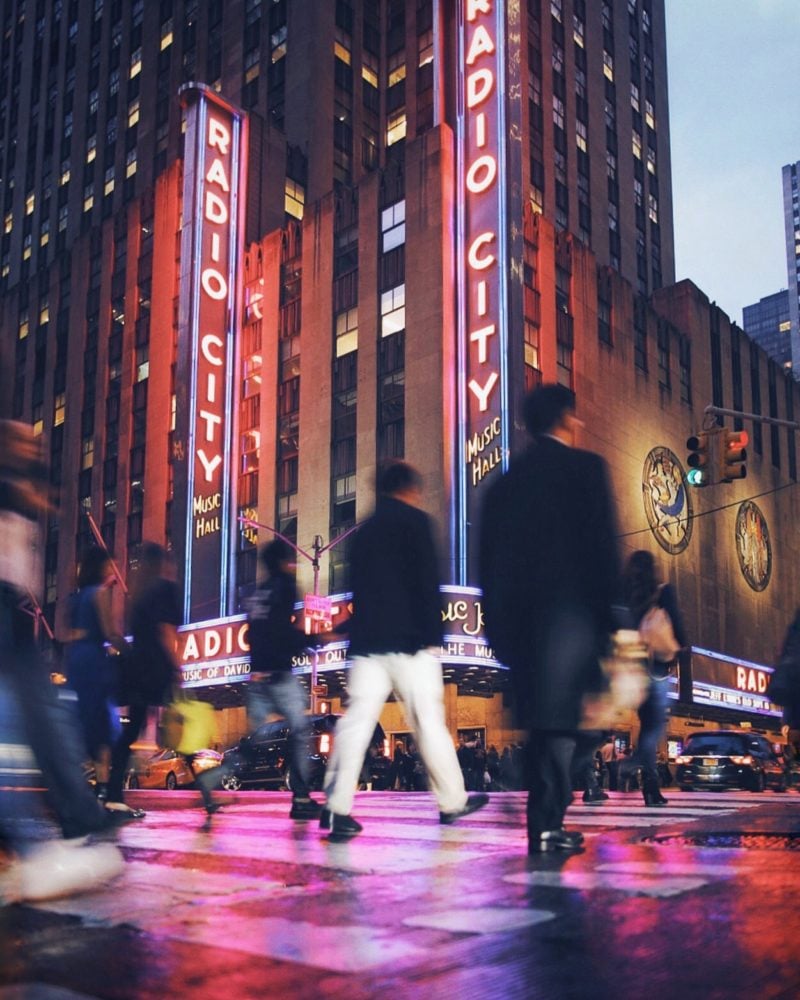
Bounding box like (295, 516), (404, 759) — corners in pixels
(320, 461), (488, 839)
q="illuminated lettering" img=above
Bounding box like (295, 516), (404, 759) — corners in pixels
(468, 232), (496, 270)
(468, 372), (499, 411)
(470, 323), (495, 363)
(204, 190), (229, 225)
(205, 158), (230, 192)
(466, 67), (494, 109)
(201, 267), (228, 300)
(466, 0), (492, 21)
(466, 24), (495, 64)
(466, 154), (497, 194)
(207, 117), (230, 154)
(201, 334), (224, 366)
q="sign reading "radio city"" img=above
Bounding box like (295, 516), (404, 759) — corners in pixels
(691, 648), (781, 719)
(174, 84), (247, 624)
(455, 0), (510, 582)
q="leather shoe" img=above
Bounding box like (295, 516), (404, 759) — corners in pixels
(582, 790), (609, 805)
(439, 793), (489, 824)
(290, 798), (323, 820)
(327, 813), (363, 839)
(529, 829), (585, 853)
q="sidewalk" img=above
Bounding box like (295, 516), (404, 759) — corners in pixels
(2, 789), (800, 1000)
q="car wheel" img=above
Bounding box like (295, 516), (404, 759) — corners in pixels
(220, 773), (242, 791)
(127, 774), (139, 790)
(751, 771), (765, 793)
(166, 772), (178, 790)
(282, 768), (292, 792)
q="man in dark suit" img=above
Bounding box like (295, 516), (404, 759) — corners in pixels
(479, 384), (621, 853)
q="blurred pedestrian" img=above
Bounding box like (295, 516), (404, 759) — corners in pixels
(243, 538), (322, 820)
(769, 610), (800, 766)
(64, 547), (128, 803)
(320, 461), (487, 839)
(0, 421), (122, 903)
(480, 384), (621, 853)
(106, 542), (198, 818)
(622, 549), (686, 807)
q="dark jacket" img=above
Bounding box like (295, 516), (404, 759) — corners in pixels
(347, 495), (443, 656)
(246, 571), (309, 673)
(478, 436), (621, 730)
(129, 577), (181, 704)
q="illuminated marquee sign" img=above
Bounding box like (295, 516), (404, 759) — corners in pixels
(455, 0), (510, 582)
(174, 84), (247, 623)
(178, 615), (251, 688)
(691, 647), (781, 719)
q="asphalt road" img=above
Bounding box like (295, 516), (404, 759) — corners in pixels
(2, 788), (799, 1000)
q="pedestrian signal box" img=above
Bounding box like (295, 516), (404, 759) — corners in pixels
(719, 429), (748, 482)
(686, 431), (711, 486)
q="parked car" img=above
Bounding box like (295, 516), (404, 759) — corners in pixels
(675, 730), (787, 792)
(125, 748), (223, 790)
(220, 713), (390, 792)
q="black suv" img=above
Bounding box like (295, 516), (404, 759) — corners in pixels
(220, 713), (390, 792)
(675, 730), (787, 792)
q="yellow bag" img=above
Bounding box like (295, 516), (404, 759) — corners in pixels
(160, 695), (218, 755)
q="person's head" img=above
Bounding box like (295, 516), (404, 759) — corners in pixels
(522, 384), (578, 443)
(261, 537), (295, 576)
(77, 546), (113, 589)
(376, 460), (422, 502)
(622, 549), (659, 605)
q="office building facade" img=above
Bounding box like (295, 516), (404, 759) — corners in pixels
(782, 161), (800, 376)
(743, 289), (791, 373)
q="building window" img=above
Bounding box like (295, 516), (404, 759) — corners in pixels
(381, 199), (405, 252)
(386, 111), (406, 147)
(335, 307), (358, 357)
(285, 178), (304, 220)
(381, 284), (405, 337)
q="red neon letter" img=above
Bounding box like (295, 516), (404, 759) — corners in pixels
(466, 24), (495, 65)
(468, 232), (495, 270)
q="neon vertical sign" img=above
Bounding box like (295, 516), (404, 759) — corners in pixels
(174, 84), (247, 623)
(455, 0), (510, 584)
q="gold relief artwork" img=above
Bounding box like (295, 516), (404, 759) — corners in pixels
(735, 501), (772, 592)
(641, 447), (693, 555)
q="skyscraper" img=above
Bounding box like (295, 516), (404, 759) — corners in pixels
(782, 161), (800, 376)
(743, 289), (791, 373)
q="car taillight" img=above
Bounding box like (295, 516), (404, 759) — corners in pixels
(675, 755), (691, 765)
(730, 755), (753, 765)
(319, 733), (331, 754)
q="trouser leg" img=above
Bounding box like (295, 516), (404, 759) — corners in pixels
(391, 651), (467, 814)
(324, 656), (392, 817)
(269, 674), (312, 797)
(526, 731), (577, 838)
(107, 698), (148, 803)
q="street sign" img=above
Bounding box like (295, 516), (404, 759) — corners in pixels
(312, 684), (328, 696)
(304, 593), (333, 634)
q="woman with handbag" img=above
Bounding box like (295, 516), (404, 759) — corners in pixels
(65, 546), (128, 803)
(622, 550), (687, 807)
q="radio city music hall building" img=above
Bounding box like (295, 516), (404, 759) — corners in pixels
(1, 0), (799, 749)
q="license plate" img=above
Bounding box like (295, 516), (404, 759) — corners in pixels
(703, 758), (717, 766)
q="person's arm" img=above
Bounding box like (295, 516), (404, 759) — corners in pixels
(659, 583), (688, 648)
(94, 585), (127, 653)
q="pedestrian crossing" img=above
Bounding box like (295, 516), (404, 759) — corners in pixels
(14, 789), (796, 978)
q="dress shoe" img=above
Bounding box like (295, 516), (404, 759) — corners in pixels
(529, 829), (585, 853)
(439, 793), (489, 825)
(327, 813), (363, 839)
(582, 789), (609, 805)
(289, 797), (323, 820)
(205, 802), (223, 816)
(104, 802), (146, 821)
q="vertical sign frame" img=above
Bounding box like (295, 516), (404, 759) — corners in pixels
(174, 84), (247, 623)
(454, 0), (511, 585)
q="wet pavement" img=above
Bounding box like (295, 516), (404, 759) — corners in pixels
(2, 788), (799, 999)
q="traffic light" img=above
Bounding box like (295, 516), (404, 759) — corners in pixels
(719, 428), (748, 482)
(686, 431), (711, 486)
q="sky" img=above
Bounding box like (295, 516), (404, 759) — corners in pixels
(665, 0), (800, 325)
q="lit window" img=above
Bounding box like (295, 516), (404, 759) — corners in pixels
(60, 164), (71, 186)
(645, 100), (655, 130)
(362, 57), (378, 87)
(3, 212), (11, 234)
(39, 300), (49, 324)
(632, 131), (642, 159)
(25, 193), (35, 215)
(381, 200), (405, 252)
(83, 184), (94, 212)
(603, 51), (614, 81)
(576, 120), (587, 152)
(648, 194), (658, 223)
(104, 167), (115, 196)
(18, 312), (29, 340)
(126, 150), (137, 178)
(271, 25), (287, 62)
(550, 0), (562, 22)
(335, 307), (358, 357)
(388, 52), (406, 87)
(386, 111), (406, 147)
(53, 393), (66, 427)
(381, 285), (405, 337)
(334, 40), (351, 65)
(40, 220), (49, 247)
(86, 135), (97, 162)
(553, 96), (565, 130)
(128, 98), (140, 127)
(647, 146), (656, 174)
(418, 30), (433, 67)
(285, 178), (305, 220)
(22, 234), (32, 260)
(573, 15), (584, 47)
(136, 346), (149, 382)
(630, 83), (640, 111)
(33, 405), (44, 438)
(160, 24), (173, 50)
(129, 47), (142, 78)
(81, 436), (94, 470)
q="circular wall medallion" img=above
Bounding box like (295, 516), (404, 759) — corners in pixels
(641, 447), (693, 554)
(735, 500), (772, 591)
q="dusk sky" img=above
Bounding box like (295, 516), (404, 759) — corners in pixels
(665, 1), (800, 325)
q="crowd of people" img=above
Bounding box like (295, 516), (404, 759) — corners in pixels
(4, 381), (799, 901)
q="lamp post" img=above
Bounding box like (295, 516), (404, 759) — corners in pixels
(238, 516), (358, 708)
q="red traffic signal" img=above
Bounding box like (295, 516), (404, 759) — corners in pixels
(719, 429), (748, 482)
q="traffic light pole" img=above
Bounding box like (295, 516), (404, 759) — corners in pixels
(704, 405), (800, 432)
